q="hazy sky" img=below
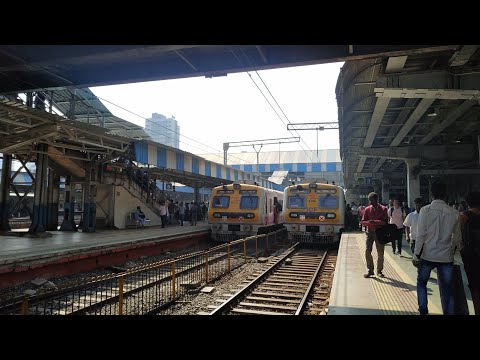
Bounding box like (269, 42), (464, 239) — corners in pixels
(90, 62), (344, 159)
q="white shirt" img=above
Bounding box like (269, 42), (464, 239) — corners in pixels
(351, 205), (358, 215)
(159, 204), (169, 216)
(389, 206), (405, 229)
(415, 199), (461, 263)
(403, 211), (419, 239)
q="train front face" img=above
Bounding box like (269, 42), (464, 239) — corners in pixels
(283, 182), (345, 245)
(208, 183), (262, 242)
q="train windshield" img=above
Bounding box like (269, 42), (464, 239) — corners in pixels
(212, 196), (230, 208)
(318, 195), (338, 208)
(240, 196), (258, 209)
(288, 195), (306, 208)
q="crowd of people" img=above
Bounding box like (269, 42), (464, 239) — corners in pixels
(359, 182), (480, 315)
(135, 200), (209, 229)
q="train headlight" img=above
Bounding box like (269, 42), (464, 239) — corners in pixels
(245, 213), (255, 219)
(290, 213), (298, 218)
(325, 225), (334, 233)
(213, 213), (222, 218)
(326, 213), (336, 219)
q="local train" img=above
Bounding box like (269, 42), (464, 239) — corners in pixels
(207, 180), (284, 242)
(283, 181), (345, 245)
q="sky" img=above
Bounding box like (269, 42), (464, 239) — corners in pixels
(90, 62), (344, 160)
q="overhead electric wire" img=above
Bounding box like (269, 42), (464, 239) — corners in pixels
(93, 94), (249, 165)
(1, 69), (249, 166)
(245, 72), (315, 164)
(231, 48), (316, 163)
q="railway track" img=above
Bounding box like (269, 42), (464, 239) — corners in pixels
(204, 243), (337, 315)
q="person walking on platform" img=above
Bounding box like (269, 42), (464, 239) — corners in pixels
(403, 198), (423, 255)
(458, 191), (480, 315)
(361, 192), (389, 278)
(159, 201), (169, 228)
(389, 199), (407, 255)
(178, 202), (186, 226)
(412, 181), (461, 315)
(190, 202), (198, 226)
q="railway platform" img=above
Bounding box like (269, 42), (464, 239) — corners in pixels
(0, 222), (210, 289)
(329, 232), (475, 315)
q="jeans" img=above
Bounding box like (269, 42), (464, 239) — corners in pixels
(391, 228), (404, 254)
(416, 259), (455, 315)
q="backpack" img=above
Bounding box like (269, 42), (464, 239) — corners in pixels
(462, 211), (480, 257)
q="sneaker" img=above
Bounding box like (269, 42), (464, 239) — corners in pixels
(377, 272), (385, 278)
(363, 271), (374, 278)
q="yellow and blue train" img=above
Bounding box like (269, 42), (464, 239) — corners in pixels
(283, 181), (345, 245)
(207, 180), (284, 242)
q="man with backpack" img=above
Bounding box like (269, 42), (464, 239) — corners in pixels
(459, 191), (480, 315)
(389, 199), (407, 255)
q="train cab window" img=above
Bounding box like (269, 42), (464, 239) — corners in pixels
(269, 198), (273, 213)
(288, 195), (306, 208)
(212, 196), (230, 208)
(318, 195), (338, 208)
(240, 196), (258, 209)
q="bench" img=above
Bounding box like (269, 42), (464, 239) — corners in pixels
(126, 212), (150, 229)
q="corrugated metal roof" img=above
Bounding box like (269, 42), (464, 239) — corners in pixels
(50, 88), (152, 141)
(200, 149), (341, 165)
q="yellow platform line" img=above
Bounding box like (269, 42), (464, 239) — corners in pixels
(355, 234), (441, 315)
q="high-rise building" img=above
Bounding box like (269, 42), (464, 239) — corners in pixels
(145, 113), (180, 148)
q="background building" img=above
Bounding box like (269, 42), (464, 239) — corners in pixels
(145, 113), (180, 148)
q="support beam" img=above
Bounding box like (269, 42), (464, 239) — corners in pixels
(356, 155), (367, 173)
(376, 70), (480, 92)
(357, 143), (474, 162)
(372, 158), (386, 173)
(0, 154), (12, 232)
(420, 169), (480, 175)
(418, 100), (477, 145)
(383, 98), (417, 145)
(363, 97), (390, 147)
(46, 171), (59, 231)
(381, 179), (390, 204)
(386, 160), (404, 173)
(406, 158), (421, 208)
(449, 45), (479, 67)
(390, 98), (435, 146)
(28, 143), (49, 234)
(59, 175), (77, 232)
(82, 163), (97, 233)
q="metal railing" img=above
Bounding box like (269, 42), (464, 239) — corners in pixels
(0, 228), (288, 315)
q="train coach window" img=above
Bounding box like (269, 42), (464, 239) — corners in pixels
(240, 196), (258, 209)
(212, 196), (230, 208)
(288, 195), (306, 208)
(318, 195), (338, 209)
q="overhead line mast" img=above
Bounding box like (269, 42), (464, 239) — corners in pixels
(223, 137), (300, 174)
